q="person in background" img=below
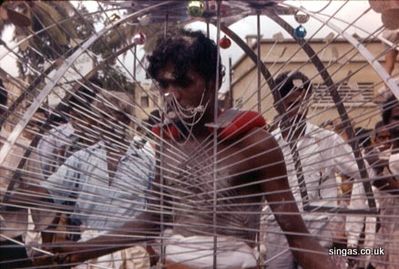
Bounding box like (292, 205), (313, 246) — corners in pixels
(37, 77), (101, 179)
(36, 78), (101, 246)
(42, 91), (154, 269)
(349, 96), (399, 269)
(373, 121), (392, 164)
(265, 71), (366, 268)
(0, 78), (33, 269)
(133, 109), (161, 159)
(0, 81), (55, 268)
(371, 95), (399, 269)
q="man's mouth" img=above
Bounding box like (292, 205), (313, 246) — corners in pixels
(166, 110), (177, 120)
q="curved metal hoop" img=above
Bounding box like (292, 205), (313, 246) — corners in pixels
(216, 16), (376, 211)
(0, 1), (177, 166)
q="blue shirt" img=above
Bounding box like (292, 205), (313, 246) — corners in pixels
(42, 140), (154, 231)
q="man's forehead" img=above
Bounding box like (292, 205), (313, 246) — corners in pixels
(157, 63), (177, 80)
(285, 88), (305, 98)
(157, 65), (196, 81)
(159, 70), (175, 80)
(292, 79), (304, 88)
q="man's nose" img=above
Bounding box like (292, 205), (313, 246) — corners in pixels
(164, 87), (181, 102)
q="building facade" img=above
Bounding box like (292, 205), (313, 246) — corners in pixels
(230, 37), (386, 129)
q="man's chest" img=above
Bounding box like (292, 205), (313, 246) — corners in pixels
(160, 141), (254, 196)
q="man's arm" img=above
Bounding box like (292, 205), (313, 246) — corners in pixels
(243, 128), (336, 269)
(32, 210), (161, 266)
(34, 155), (165, 266)
(65, 160), (166, 264)
(372, 172), (399, 194)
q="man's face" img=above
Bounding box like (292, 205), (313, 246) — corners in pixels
(30, 111), (46, 131)
(387, 105), (399, 142)
(374, 127), (391, 151)
(156, 65), (211, 120)
(280, 89), (309, 124)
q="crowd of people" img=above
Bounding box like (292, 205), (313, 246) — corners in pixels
(0, 28), (398, 269)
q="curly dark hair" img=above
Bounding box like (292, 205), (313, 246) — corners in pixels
(69, 77), (101, 112)
(274, 71), (313, 98)
(147, 29), (225, 88)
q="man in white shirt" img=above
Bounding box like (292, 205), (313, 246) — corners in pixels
(42, 92), (155, 268)
(265, 71), (366, 268)
(37, 78), (100, 179)
(35, 79), (102, 246)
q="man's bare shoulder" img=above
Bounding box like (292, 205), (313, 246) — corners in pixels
(226, 127), (285, 174)
(224, 127), (287, 195)
(238, 127), (280, 153)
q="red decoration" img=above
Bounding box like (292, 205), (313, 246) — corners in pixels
(219, 35), (231, 49)
(152, 110), (266, 142)
(152, 125), (180, 140)
(216, 111), (266, 141)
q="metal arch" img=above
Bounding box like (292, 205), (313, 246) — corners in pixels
(216, 8), (376, 212)
(288, 5), (399, 100)
(1, 42), (138, 205)
(266, 9), (376, 210)
(0, 60), (61, 128)
(0, 1), (177, 166)
(219, 25), (288, 114)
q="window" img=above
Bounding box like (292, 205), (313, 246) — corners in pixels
(312, 82), (374, 107)
(140, 95), (149, 108)
(234, 97), (243, 109)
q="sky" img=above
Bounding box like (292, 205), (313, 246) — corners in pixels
(0, 0), (383, 93)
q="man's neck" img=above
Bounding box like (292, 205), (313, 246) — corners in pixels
(281, 120), (307, 142)
(176, 107), (219, 139)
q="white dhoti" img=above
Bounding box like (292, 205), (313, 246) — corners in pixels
(74, 230), (150, 269)
(158, 230), (258, 269)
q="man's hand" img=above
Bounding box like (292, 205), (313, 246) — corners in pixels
(364, 147), (389, 175)
(32, 251), (72, 269)
(31, 240), (82, 268)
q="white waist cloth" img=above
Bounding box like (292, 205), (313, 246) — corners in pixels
(161, 230), (258, 269)
(75, 229), (149, 269)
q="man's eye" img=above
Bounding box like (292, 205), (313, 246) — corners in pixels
(158, 81), (168, 89)
(176, 77), (192, 88)
(177, 81), (189, 88)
